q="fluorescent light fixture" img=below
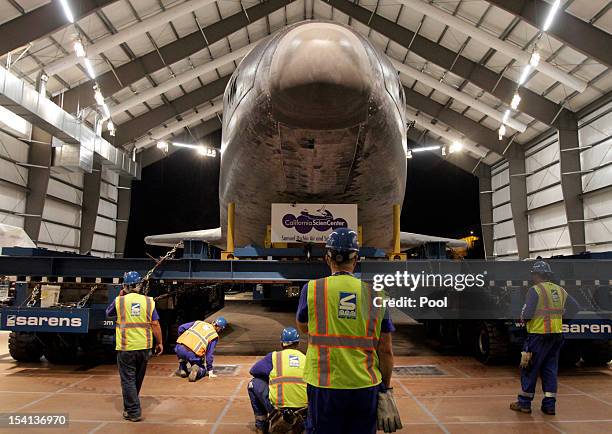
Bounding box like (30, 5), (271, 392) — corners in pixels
(173, 141), (216, 157)
(74, 39), (86, 58)
(529, 50), (541, 68)
(502, 109), (511, 124)
(449, 141), (463, 153)
(498, 124), (507, 140)
(543, 0), (561, 31)
(59, 0), (74, 23)
(519, 65), (532, 85)
(156, 140), (168, 151)
(93, 85), (104, 105)
(83, 58), (96, 79)
(511, 92), (521, 110)
(171, 142), (196, 149)
(107, 120), (114, 131)
(412, 145), (440, 153)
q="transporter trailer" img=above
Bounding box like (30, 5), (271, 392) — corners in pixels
(0, 244), (610, 365)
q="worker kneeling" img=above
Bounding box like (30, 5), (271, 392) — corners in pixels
(248, 327), (308, 433)
(174, 317), (227, 382)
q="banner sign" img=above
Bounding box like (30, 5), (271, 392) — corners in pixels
(0, 308), (89, 333)
(271, 203), (358, 243)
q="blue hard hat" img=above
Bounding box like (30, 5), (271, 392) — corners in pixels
(214, 317), (228, 330)
(281, 327), (300, 345)
(531, 261), (552, 274)
(325, 228), (359, 253)
(123, 271), (142, 285)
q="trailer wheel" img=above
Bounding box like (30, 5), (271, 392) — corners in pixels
(559, 341), (582, 367)
(42, 334), (80, 364)
(475, 321), (509, 364)
(8, 332), (43, 362)
(581, 340), (612, 366)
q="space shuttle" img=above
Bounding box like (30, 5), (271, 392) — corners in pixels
(145, 21), (467, 251)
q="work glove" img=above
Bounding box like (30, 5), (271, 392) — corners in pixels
(519, 351), (532, 369)
(377, 388), (403, 433)
(208, 370), (217, 378)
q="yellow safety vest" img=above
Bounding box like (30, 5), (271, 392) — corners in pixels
(176, 321), (219, 357)
(269, 349), (307, 408)
(304, 275), (384, 389)
(115, 292), (155, 351)
(527, 282), (567, 334)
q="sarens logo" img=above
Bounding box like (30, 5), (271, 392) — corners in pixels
(338, 292), (357, 319)
(6, 315), (82, 328)
(562, 323), (611, 334)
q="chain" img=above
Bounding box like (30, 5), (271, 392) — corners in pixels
(21, 285), (40, 307)
(143, 241), (182, 296)
(76, 285), (100, 308)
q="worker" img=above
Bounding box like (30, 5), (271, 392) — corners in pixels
(106, 270), (163, 422)
(174, 316), (227, 382)
(248, 327), (308, 433)
(510, 261), (580, 415)
(296, 228), (402, 434)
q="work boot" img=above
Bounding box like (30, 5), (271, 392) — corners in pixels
(541, 407), (556, 415)
(509, 401), (532, 414)
(175, 367), (188, 378)
(189, 365), (200, 382)
(122, 411), (142, 422)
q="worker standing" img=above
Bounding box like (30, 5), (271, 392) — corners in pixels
(510, 261), (580, 415)
(174, 317), (227, 382)
(106, 271), (163, 422)
(296, 228), (402, 434)
(248, 327), (308, 433)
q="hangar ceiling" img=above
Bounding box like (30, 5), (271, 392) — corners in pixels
(0, 0), (610, 170)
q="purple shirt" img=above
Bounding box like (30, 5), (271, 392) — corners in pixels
(178, 321), (218, 371)
(250, 352), (274, 381)
(296, 273), (395, 333)
(106, 296), (159, 321)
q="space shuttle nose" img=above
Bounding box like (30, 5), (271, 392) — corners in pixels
(269, 23), (373, 129)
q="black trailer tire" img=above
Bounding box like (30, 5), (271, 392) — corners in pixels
(559, 341), (582, 367)
(581, 340), (612, 366)
(42, 334), (80, 364)
(475, 321), (510, 364)
(8, 332), (43, 362)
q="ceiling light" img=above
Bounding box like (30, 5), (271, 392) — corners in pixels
(502, 109), (511, 124)
(449, 141), (463, 153)
(412, 145), (440, 153)
(93, 85), (104, 105)
(543, 0), (561, 32)
(59, 0), (74, 23)
(73, 39), (86, 58)
(511, 92), (521, 110)
(529, 50), (541, 68)
(498, 125), (507, 140)
(107, 119), (114, 131)
(519, 65), (532, 85)
(83, 58), (96, 79)
(156, 141), (169, 152)
(406, 150), (413, 159)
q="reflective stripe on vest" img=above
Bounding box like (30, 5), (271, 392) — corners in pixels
(115, 293), (154, 351)
(526, 282), (567, 334)
(176, 321), (218, 357)
(269, 349), (307, 408)
(304, 275), (383, 389)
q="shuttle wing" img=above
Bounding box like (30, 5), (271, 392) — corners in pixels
(144, 227), (223, 248)
(401, 232), (467, 249)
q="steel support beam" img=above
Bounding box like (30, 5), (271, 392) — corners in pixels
(112, 76), (229, 146)
(138, 117), (222, 167)
(58, 0), (293, 113)
(557, 110), (586, 254)
(485, 0), (612, 68)
(328, 0), (565, 126)
(79, 163), (102, 255)
(115, 176), (131, 258)
(507, 144), (529, 259)
(23, 127), (52, 243)
(404, 86), (509, 155)
(0, 0), (119, 56)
